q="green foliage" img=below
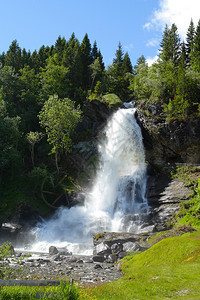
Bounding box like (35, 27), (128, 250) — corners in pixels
(171, 164), (199, 188)
(89, 57), (104, 91)
(27, 131), (44, 166)
(80, 33), (92, 90)
(163, 96), (190, 120)
(0, 280), (79, 299)
(0, 242), (23, 279)
(0, 116), (23, 182)
(39, 95), (82, 155)
(102, 93), (123, 109)
(176, 179), (200, 227)
(38, 95), (82, 172)
(41, 54), (70, 99)
(171, 165), (200, 228)
(186, 19), (195, 66)
(160, 23), (181, 66)
(106, 43), (133, 100)
(131, 61), (151, 99)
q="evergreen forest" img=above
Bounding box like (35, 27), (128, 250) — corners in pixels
(1, 19), (200, 218)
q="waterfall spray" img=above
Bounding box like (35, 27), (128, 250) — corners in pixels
(32, 106), (148, 254)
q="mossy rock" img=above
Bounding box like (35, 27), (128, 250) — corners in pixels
(102, 94), (124, 109)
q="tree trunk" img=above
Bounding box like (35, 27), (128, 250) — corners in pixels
(55, 151), (59, 174)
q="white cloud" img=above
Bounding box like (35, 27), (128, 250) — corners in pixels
(144, 0), (200, 39)
(146, 38), (159, 47)
(146, 55), (159, 66)
(143, 22), (152, 31)
(124, 43), (134, 52)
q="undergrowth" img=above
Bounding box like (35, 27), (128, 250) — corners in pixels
(171, 165), (200, 228)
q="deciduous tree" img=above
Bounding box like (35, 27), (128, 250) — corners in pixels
(38, 95), (82, 173)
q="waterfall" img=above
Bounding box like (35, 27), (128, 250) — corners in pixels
(32, 106), (148, 254)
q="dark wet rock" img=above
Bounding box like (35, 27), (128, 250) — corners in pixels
(97, 248), (111, 256)
(93, 255), (105, 263)
(108, 254), (118, 263)
(147, 177), (192, 230)
(111, 243), (123, 254)
(94, 264), (103, 269)
(68, 258), (78, 263)
(49, 246), (59, 256)
(76, 259), (83, 264)
(136, 108), (200, 165)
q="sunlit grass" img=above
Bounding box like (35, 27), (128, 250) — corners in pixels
(83, 231), (200, 299)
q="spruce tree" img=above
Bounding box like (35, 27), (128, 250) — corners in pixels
(37, 46), (50, 69)
(160, 24), (181, 66)
(122, 52), (133, 74)
(54, 36), (66, 62)
(169, 23), (181, 66)
(62, 33), (83, 102)
(97, 50), (105, 71)
(112, 42), (124, 77)
(4, 40), (22, 72)
(91, 41), (98, 61)
(191, 19), (200, 72)
(186, 19), (195, 65)
(80, 33), (92, 90)
(159, 25), (170, 61)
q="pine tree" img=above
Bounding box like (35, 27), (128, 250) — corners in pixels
(62, 33), (83, 102)
(112, 42), (124, 77)
(186, 19), (195, 65)
(80, 33), (92, 90)
(91, 41), (98, 61)
(21, 48), (31, 68)
(38, 46), (52, 69)
(4, 40), (22, 72)
(160, 24), (181, 66)
(159, 25), (170, 61)
(0, 52), (5, 67)
(176, 42), (187, 98)
(169, 23), (181, 66)
(122, 52), (133, 74)
(97, 50), (105, 71)
(191, 19), (200, 72)
(54, 36), (66, 62)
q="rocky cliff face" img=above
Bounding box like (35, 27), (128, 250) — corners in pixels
(134, 102), (200, 230)
(135, 106), (200, 166)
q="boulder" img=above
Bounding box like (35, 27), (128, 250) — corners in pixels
(93, 255), (105, 263)
(123, 241), (140, 252)
(111, 243), (123, 254)
(49, 246), (59, 256)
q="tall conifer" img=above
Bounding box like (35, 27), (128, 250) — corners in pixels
(186, 19), (195, 65)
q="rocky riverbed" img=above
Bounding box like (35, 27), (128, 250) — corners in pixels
(4, 224), (196, 286)
(12, 254), (122, 286)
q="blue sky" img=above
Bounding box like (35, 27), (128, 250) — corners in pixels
(0, 0), (200, 67)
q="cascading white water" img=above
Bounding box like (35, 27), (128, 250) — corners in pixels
(31, 107), (148, 254)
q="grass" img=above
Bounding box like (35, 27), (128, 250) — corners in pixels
(0, 280), (79, 299)
(83, 231), (200, 299)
